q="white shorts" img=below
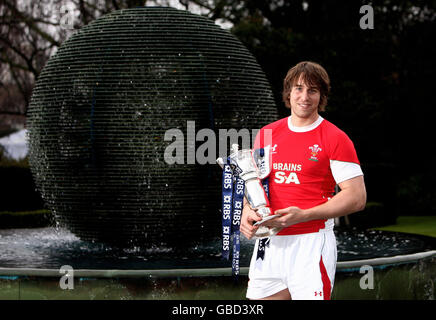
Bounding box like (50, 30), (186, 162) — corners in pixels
(246, 230), (337, 300)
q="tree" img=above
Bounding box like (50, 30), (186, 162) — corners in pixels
(227, 0), (435, 218)
(0, 0), (147, 119)
(1, 0), (434, 218)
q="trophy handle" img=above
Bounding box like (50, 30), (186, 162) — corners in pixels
(253, 145), (272, 179)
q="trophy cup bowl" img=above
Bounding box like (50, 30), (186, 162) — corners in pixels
(217, 144), (281, 238)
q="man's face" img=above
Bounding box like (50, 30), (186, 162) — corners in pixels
(289, 76), (321, 119)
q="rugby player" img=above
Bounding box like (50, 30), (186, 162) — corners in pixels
(241, 61), (367, 300)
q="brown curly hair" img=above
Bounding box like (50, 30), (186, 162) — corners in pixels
(282, 61), (331, 112)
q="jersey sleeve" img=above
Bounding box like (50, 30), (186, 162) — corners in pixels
(328, 129), (363, 184)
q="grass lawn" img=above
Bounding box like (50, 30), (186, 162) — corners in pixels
(373, 215), (436, 238)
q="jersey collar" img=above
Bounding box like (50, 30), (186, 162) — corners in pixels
(288, 115), (324, 132)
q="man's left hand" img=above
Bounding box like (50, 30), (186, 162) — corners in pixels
(260, 206), (309, 229)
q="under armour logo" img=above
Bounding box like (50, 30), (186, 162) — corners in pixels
(314, 291), (323, 297)
(271, 144), (278, 153)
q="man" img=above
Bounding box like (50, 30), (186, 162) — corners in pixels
(240, 61), (366, 300)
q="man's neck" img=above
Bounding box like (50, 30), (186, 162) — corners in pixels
(290, 112), (320, 127)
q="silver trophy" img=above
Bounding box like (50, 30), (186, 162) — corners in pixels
(217, 144), (281, 238)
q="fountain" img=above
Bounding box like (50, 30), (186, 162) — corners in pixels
(26, 7), (277, 247)
(1, 7), (434, 300)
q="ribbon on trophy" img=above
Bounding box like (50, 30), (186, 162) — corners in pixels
(221, 161), (244, 277)
(217, 144), (280, 276)
(256, 176), (270, 261)
(221, 163), (233, 261)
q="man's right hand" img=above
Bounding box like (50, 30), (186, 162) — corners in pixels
(240, 203), (262, 240)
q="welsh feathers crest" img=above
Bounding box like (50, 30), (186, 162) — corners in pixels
(309, 144), (322, 161)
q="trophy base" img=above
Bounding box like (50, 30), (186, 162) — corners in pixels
(253, 214), (281, 227)
(253, 226), (281, 239)
(253, 214), (282, 238)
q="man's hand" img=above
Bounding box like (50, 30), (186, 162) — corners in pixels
(261, 176), (367, 229)
(240, 203), (262, 240)
(260, 206), (308, 229)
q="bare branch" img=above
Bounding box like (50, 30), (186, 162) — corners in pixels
(3, 0), (61, 46)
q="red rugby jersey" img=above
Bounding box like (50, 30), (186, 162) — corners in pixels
(254, 116), (362, 235)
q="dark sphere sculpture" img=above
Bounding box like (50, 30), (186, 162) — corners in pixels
(27, 7), (278, 248)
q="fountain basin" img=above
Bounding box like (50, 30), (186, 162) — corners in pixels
(0, 227), (434, 299)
